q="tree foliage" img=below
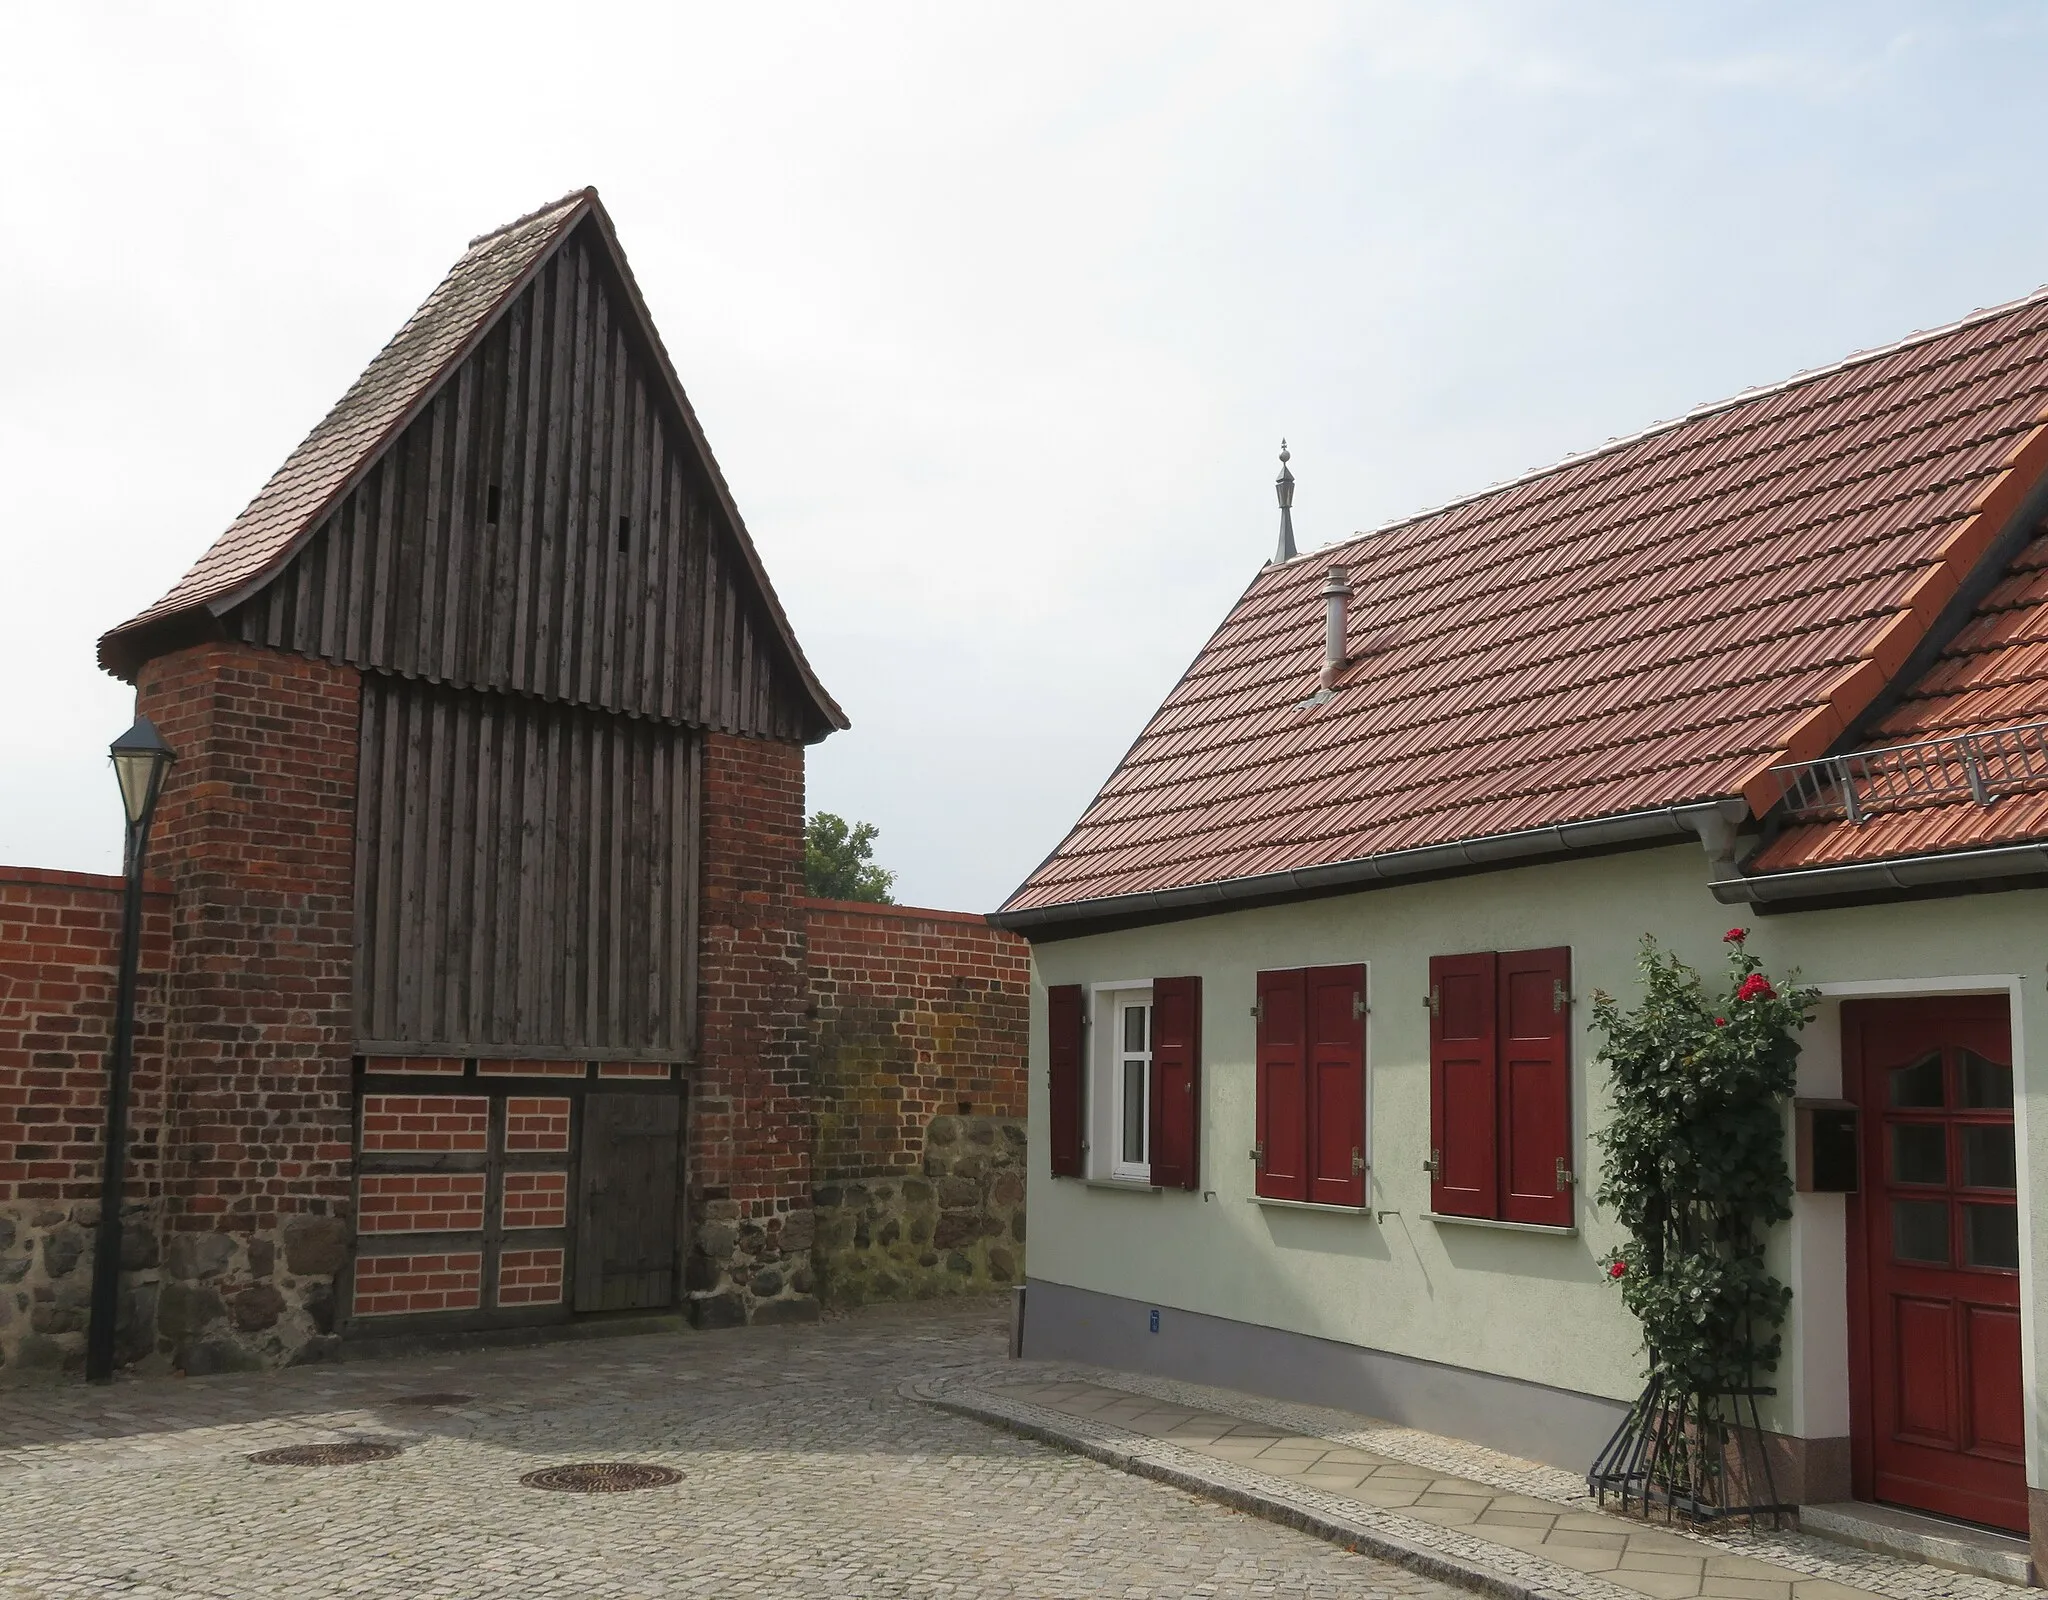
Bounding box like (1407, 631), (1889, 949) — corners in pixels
(1591, 931), (1815, 1399)
(804, 811), (897, 903)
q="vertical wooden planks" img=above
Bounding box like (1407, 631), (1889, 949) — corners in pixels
(355, 675), (697, 1056)
(225, 230), (821, 741)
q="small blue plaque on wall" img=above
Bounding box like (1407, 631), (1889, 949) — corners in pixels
(1149, 1308), (1160, 1333)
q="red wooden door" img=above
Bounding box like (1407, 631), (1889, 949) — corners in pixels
(1845, 997), (2024, 1534)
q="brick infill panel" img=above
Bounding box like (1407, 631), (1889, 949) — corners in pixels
(360, 1095), (488, 1153)
(363, 1056), (465, 1075)
(352, 1251), (483, 1316)
(504, 1098), (570, 1152)
(497, 1247), (564, 1306)
(357, 1172), (487, 1233)
(479, 1059), (587, 1078)
(501, 1171), (567, 1229)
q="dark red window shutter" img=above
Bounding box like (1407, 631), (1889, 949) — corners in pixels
(1306, 964), (1367, 1207)
(1047, 984), (1085, 1178)
(1254, 969), (1308, 1200)
(1429, 953), (1498, 1218)
(1149, 976), (1202, 1191)
(1498, 947), (1573, 1227)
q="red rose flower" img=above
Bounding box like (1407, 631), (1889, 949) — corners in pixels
(1723, 928), (1748, 943)
(1608, 1260), (1627, 1279)
(1713, 1016), (1728, 1027)
(1736, 973), (1775, 1003)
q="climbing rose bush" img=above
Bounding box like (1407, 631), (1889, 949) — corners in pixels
(1591, 932), (1816, 1399)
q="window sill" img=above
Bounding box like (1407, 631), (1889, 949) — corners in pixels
(1422, 1211), (1577, 1238)
(1249, 1196), (1371, 1216)
(1082, 1178), (1163, 1195)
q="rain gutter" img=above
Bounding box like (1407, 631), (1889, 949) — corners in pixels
(1713, 840), (2048, 904)
(991, 798), (1748, 936)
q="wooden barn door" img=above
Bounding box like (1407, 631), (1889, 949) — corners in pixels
(575, 1093), (683, 1312)
(1845, 997), (2024, 1534)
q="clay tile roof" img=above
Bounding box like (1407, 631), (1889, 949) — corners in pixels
(110, 190), (592, 640)
(1749, 527), (2048, 873)
(1003, 289), (2048, 918)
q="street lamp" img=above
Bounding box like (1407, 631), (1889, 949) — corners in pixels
(87, 716), (175, 1383)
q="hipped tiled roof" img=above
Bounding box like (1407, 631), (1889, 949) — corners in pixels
(1004, 290), (2048, 916)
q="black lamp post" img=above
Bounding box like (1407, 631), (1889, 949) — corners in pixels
(86, 716), (176, 1383)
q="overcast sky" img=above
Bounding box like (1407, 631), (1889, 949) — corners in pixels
(6, 3), (2048, 911)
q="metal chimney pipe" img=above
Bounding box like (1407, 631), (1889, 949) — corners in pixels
(1321, 566), (1350, 691)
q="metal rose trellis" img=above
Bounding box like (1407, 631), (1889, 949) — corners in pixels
(1585, 930), (1816, 1525)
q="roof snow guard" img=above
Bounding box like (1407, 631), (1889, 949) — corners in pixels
(998, 287), (2048, 930)
(98, 188), (845, 737)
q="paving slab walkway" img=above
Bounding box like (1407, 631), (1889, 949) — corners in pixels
(913, 1364), (2032, 1600)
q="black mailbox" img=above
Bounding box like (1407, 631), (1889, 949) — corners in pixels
(1796, 1099), (1859, 1193)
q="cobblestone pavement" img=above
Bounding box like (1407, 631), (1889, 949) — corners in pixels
(0, 1297), (1470, 1600)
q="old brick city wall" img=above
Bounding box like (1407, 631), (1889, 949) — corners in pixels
(0, 868), (171, 1373)
(137, 642), (361, 1374)
(2, 665), (1028, 1373)
(2, 642), (362, 1379)
(807, 900), (1029, 1306)
(687, 731), (820, 1327)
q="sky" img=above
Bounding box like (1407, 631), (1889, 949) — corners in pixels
(6, 3), (2048, 911)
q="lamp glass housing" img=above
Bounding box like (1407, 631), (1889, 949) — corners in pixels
(109, 718), (176, 827)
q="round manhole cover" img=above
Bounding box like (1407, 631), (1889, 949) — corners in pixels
(248, 1441), (404, 1467)
(386, 1392), (477, 1408)
(519, 1462), (683, 1493)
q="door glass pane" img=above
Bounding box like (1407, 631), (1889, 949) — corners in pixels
(1121, 1060), (1146, 1164)
(1962, 1203), (2020, 1270)
(1960, 1050), (2013, 1109)
(1888, 1123), (1946, 1185)
(1960, 1125), (2017, 1190)
(1888, 1052), (1945, 1108)
(1123, 1004), (1147, 1054)
(1891, 1200), (1950, 1264)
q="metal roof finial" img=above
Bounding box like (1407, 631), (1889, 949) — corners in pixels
(1273, 440), (1297, 563)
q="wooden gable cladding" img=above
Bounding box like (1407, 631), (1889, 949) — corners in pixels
(227, 225), (823, 741)
(354, 673), (700, 1059)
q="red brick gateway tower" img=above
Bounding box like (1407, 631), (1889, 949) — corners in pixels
(50, 189), (857, 1368)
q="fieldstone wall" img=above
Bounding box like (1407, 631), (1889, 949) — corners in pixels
(814, 1114), (1025, 1305)
(0, 1198), (159, 1376)
(805, 899), (1030, 1308)
(149, 1215), (347, 1373)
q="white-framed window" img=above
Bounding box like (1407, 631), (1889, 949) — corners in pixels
(1090, 981), (1153, 1182)
(1113, 992), (1153, 1181)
